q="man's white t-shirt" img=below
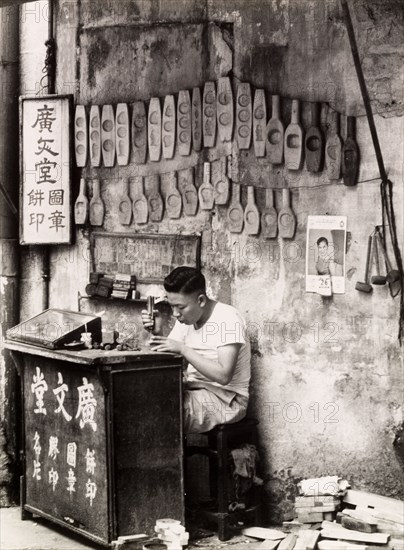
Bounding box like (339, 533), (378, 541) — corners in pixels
(168, 302), (251, 404)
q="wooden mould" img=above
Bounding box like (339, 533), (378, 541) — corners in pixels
(131, 101), (147, 165)
(236, 83), (252, 150)
(266, 95), (284, 164)
(89, 179), (105, 227)
(130, 176), (148, 225)
(198, 162), (214, 210)
(284, 99), (303, 170)
(278, 188), (296, 239)
(216, 76), (234, 143)
(305, 102), (324, 173)
(74, 178), (89, 225)
(227, 183), (244, 233)
(74, 105), (88, 167)
(342, 116), (359, 186)
(203, 82), (217, 148)
(213, 157), (230, 206)
(117, 178), (132, 225)
(162, 95), (176, 160)
(191, 87), (202, 153)
(261, 188), (278, 239)
(164, 172), (182, 219)
(89, 105), (101, 167)
(115, 103), (130, 166)
(179, 168), (198, 216)
(244, 186), (260, 235)
(148, 98), (162, 162)
(177, 90), (192, 156)
(325, 110), (342, 180)
(101, 105), (116, 167)
(146, 174), (164, 221)
(253, 89), (267, 157)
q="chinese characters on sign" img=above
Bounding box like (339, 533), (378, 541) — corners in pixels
(21, 96), (72, 244)
(30, 369), (98, 506)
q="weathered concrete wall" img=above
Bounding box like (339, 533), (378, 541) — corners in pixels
(18, 0), (404, 521)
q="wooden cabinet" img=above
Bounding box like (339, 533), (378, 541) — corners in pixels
(6, 342), (184, 547)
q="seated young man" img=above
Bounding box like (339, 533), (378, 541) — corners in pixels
(142, 267), (250, 434)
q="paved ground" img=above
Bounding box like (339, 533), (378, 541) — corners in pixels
(0, 507), (263, 550)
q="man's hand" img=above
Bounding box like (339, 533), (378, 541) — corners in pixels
(141, 309), (156, 331)
(149, 335), (184, 354)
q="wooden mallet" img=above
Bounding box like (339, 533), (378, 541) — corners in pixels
(355, 235), (373, 293)
(370, 233), (387, 285)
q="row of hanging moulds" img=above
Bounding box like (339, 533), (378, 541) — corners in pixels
(74, 164), (297, 239)
(75, 77), (360, 187)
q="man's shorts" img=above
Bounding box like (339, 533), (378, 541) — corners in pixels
(183, 388), (248, 434)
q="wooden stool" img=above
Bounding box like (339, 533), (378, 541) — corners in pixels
(185, 417), (261, 541)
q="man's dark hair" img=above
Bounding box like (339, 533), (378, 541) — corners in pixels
(317, 237), (328, 247)
(164, 267), (206, 295)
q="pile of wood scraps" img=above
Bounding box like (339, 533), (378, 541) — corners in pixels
(241, 483), (404, 550)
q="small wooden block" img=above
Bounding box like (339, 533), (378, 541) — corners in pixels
(162, 94), (176, 159)
(89, 105), (101, 166)
(101, 104), (116, 167)
(191, 87), (202, 152)
(341, 516), (377, 533)
(258, 540), (281, 550)
(216, 76), (234, 143)
(253, 88), (267, 157)
(278, 533), (297, 550)
(115, 103), (130, 166)
(295, 496), (340, 508)
(295, 504), (339, 513)
(343, 490), (404, 518)
(294, 529), (320, 550)
(203, 81), (217, 148)
(241, 527), (286, 541)
(318, 541), (368, 550)
(236, 82), (252, 149)
(324, 512), (335, 521)
(131, 101), (147, 164)
(341, 508), (378, 525)
(296, 511), (324, 523)
(177, 90), (192, 156)
(74, 105), (88, 167)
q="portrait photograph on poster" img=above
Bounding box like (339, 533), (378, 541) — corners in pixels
(306, 216), (347, 295)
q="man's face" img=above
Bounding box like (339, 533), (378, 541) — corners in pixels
(165, 291), (205, 325)
(318, 241), (328, 258)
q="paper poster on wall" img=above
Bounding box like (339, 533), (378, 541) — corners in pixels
(306, 216), (347, 295)
(20, 95), (72, 244)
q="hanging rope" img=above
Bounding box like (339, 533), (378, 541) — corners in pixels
(340, 0), (404, 342)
